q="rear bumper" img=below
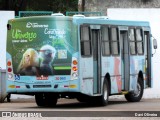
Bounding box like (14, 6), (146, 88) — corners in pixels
(6, 79), (80, 93)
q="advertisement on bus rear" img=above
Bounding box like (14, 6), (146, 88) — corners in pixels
(7, 17), (78, 76)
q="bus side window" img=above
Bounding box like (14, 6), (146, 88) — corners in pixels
(111, 27), (119, 55)
(129, 29), (136, 55)
(102, 26), (110, 56)
(136, 29), (144, 55)
(80, 26), (91, 56)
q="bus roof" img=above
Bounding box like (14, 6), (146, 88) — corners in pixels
(73, 16), (150, 27)
(9, 15), (150, 27)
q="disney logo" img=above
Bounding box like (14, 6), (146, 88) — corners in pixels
(26, 22), (48, 28)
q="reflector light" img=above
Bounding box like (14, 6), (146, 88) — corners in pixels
(8, 67), (12, 72)
(64, 85), (69, 88)
(72, 66), (78, 71)
(16, 86), (20, 88)
(7, 61), (12, 66)
(69, 85), (77, 88)
(9, 85), (15, 88)
(73, 60), (78, 65)
(8, 73), (13, 79)
(72, 72), (78, 78)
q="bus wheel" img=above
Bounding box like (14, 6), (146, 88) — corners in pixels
(77, 96), (87, 103)
(45, 93), (58, 107)
(76, 94), (91, 103)
(35, 93), (46, 107)
(97, 80), (109, 106)
(125, 77), (144, 102)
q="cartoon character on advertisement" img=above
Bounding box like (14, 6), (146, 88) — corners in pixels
(39, 45), (56, 76)
(17, 48), (39, 75)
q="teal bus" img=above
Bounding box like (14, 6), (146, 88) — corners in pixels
(6, 14), (157, 106)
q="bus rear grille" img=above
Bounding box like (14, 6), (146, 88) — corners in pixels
(33, 85), (52, 88)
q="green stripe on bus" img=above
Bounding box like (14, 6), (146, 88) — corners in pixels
(54, 66), (71, 70)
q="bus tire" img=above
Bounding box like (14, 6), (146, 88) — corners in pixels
(76, 94), (91, 103)
(97, 80), (109, 106)
(35, 93), (46, 107)
(77, 97), (87, 103)
(45, 93), (58, 107)
(125, 77), (144, 102)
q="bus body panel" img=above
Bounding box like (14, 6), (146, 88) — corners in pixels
(80, 57), (94, 96)
(101, 56), (121, 94)
(129, 56), (145, 90)
(75, 18), (151, 96)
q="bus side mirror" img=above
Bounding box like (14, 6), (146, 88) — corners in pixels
(153, 39), (157, 49)
(152, 38), (157, 57)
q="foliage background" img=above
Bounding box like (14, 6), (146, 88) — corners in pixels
(0, 0), (78, 15)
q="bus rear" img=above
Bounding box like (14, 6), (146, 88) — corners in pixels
(6, 16), (79, 105)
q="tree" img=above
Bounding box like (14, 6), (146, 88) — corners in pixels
(0, 0), (78, 15)
(2, 0), (27, 15)
(26, 0), (78, 14)
(78, 0), (85, 11)
(45, 0), (78, 14)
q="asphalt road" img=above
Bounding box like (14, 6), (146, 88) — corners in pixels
(0, 97), (160, 118)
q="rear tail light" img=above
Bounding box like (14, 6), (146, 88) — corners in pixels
(72, 66), (78, 71)
(7, 59), (14, 80)
(8, 67), (12, 72)
(73, 60), (78, 65)
(7, 61), (12, 66)
(7, 60), (12, 72)
(71, 57), (78, 80)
